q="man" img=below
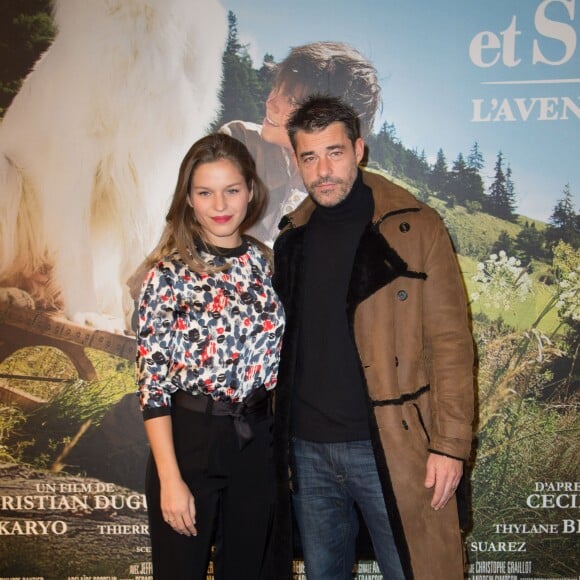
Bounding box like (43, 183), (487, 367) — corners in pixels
(221, 41), (381, 245)
(271, 95), (474, 579)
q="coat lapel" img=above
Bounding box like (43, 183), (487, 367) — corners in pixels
(347, 224), (425, 313)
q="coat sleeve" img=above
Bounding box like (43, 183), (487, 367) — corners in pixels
(422, 216), (474, 460)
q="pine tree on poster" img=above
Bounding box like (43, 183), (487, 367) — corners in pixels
(546, 183), (580, 248)
(486, 151), (517, 222)
(0, 0), (54, 115)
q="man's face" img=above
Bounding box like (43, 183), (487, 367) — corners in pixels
(294, 122), (364, 207)
(262, 82), (305, 150)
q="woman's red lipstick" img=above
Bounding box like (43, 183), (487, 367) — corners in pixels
(211, 216), (232, 224)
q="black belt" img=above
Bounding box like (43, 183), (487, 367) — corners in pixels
(174, 387), (271, 449)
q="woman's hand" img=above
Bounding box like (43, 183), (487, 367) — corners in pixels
(160, 476), (197, 536)
(144, 415), (198, 536)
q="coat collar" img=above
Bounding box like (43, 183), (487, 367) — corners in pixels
(275, 169), (426, 313)
(278, 169), (423, 231)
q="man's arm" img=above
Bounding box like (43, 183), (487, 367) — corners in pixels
(421, 214), (474, 506)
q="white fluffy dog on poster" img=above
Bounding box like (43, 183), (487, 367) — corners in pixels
(0, 0), (227, 333)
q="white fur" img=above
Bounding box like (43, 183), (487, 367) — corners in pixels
(0, 0), (227, 332)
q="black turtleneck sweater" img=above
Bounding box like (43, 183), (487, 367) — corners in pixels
(292, 171), (374, 442)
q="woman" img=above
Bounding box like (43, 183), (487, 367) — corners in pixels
(135, 133), (285, 579)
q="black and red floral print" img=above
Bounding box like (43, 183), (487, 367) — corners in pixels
(136, 240), (285, 418)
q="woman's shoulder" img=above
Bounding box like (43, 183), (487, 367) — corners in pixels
(244, 236), (272, 261)
(147, 252), (195, 282)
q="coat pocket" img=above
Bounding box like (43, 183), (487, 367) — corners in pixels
(412, 402), (431, 444)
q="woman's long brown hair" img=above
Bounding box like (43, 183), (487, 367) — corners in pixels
(129, 133), (271, 297)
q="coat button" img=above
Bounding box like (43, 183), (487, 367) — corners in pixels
(399, 222), (411, 233)
(397, 290), (408, 301)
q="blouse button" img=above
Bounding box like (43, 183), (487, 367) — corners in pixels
(399, 222), (411, 233)
(397, 290), (408, 301)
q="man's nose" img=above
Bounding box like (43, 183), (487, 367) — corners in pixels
(317, 157), (332, 177)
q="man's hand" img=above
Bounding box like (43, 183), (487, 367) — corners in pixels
(424, 453), (463, 510)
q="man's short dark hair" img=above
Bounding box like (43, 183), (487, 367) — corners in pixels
(267, 42), (381, 137)
(286, 95), (361, 151)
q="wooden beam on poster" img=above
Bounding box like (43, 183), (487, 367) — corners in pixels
(0, 306), (137, 385)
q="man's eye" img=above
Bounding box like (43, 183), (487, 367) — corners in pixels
(302, 156), (315, 165)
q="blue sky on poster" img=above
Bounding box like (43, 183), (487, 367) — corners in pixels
(223, 0), (579, 222)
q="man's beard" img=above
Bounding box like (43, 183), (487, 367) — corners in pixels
(306, 173), (356, 207)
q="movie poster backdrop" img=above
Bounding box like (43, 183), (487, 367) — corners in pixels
(0, 1), (578, 579)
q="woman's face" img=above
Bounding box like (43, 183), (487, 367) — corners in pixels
(188, 159), (253, 248)
(261, 82), (305, 150)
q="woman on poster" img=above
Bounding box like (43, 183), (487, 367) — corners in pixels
(135, 133), (285, 579)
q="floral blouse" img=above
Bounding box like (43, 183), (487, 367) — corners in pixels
(136, 239), (285, 419)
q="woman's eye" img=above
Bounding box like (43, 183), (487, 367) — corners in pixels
(227, 188), (240, 195)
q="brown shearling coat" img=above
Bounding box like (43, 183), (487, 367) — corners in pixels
(269, 170), (475, 580)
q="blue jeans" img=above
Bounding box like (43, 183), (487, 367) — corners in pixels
(292, 438), (405, 580)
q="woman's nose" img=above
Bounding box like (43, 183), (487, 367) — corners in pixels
(213, 192), (226, 211)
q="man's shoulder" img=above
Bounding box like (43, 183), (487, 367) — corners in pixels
(220, 119), (262, 141)
(362, 169), (415, 200)
(362, 169), (439, 221)
(220, 120), (288, 169)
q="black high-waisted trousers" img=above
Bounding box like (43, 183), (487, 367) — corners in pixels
(145, 395), (275, 580)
